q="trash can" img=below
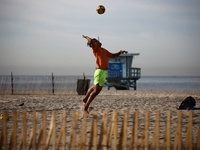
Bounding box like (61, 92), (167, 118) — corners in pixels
(76, 79), (91, 95)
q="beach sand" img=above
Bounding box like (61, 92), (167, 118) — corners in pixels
(0, 89), (200, 149)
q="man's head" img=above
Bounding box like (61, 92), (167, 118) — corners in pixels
(87, 38), (102, 48)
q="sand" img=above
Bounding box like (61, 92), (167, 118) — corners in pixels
(0, 89), (200, 149)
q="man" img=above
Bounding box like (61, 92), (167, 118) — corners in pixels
(82, 35), (128, 112)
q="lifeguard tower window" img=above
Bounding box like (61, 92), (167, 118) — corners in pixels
(105, 53), (141, 90)
(108, 63), (123, 78)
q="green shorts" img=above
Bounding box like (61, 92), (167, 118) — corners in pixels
(94, 69), (107, 87)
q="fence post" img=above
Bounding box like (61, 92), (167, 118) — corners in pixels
(185, 111), (193, 150)
(98, 111), (108, 150)
(88, 112), (98, 150)
(52, 73), (54, 95)
(12, 110), (19, 150)
(20, 111), (28, 150)
(151, 111), (160, 150)
(43, 110), (47, 150)
(78, 111), (87, 150)
(107, 110), (118, 150)
(197, 120), (200, 149)
(129, 111), (139, 150)
(52, 111), (56, 150)
(162, 111), (171, 150)
(173, 111), (182, 150)
(11, 72), (13, 94)
(140, 111), (149, 150)
(70, 111), (79, 150)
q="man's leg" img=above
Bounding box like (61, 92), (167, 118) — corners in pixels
(84, 84), (102, 111)
(82, 84), (95, 104)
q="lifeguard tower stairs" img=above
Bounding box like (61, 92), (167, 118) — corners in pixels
(104, 53), (141, 90)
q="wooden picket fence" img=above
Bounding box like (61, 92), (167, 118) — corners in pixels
(0, 110), (200, 150)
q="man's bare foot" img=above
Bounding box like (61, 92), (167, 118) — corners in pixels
(83, 103), (89, 112)
(82, 98), (87, 104)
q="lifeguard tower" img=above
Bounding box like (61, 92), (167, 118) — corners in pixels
(104, 53), (141, 90)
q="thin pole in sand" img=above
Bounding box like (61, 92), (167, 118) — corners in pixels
(11, 72), (13, 94)
(52, 72), (54, 95)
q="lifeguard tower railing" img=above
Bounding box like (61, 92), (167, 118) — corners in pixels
(104, 53), (141, 90)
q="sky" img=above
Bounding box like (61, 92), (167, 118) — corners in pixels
(0, 0), (200, 76)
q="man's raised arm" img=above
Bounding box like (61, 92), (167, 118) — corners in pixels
(82, 35), (94, 47)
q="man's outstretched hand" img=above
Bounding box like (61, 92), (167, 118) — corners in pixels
(82, 35), (87, 38)
(120, 50), (128, 54)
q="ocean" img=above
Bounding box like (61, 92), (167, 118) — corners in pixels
(0, 75), (200, 90)
(136, 76), (200, 90)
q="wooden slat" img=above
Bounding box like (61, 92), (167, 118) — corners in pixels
(36, 110), (47, 150)
(113, 111), (118, 150)
(45, 111), (55, 150)
(162, 111), (171, 150)
(166, 111), (171, 150)
(78, 111), (87, 150)
(134, 111), (139, 150)
(43, 110), (47, 150)
(107, 110), (118, 150)
(88, 111), (98, 150)
(129, 111), (139, 150)
(129, 114), (135, 150)
(107, 111), (116, 150)
(18, 111), (28, 150)
(23, 111), (28, 150)
(27, 111), (38, 150)
(52, 111), (56, 150)
(17, 111), (28, 150)
(93, 112), (98, 150)
(9, 111), (19, 150)
(70, 111), (79, 150)
(173, 111), (182, 150)
(123, 111), (128, 150)
(118, 111), (128, 150)
(12, 110), (19, 150)
(33, 111), (37, 150)
(140, 111), (149, 150)
(55, 110), (67, 150)
(88, 115), (93, 150)
(98, 111), (108, 150)
(113, 112), (118, 150)
(102, 111), (108, 150)
(62, 110), (66, 150)
(196, 119), (200, 150)
(36, 119), (43, 150)
(184, 111), (193, 150)
(151, 111), (160, 150)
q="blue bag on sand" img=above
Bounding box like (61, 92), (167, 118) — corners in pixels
(187, 107), (200, 110)
(178, 96), (196, 110)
